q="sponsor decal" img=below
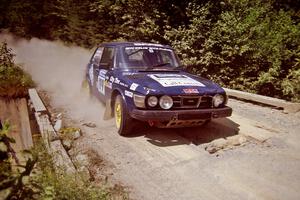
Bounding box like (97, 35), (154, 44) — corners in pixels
(125, 46), (172, 52)
(183, 88), (199, 94)
(99, 70), (107, 77)
(133, 43), (163, 47)
(130, 83), (139, 91)
(110, 76), (115, 82)
(97, 69), (107, 94)
(122, 72), (137, 76)
(143, 87), (156, 94)
(125, 90), (133, 98)
(149, 74), (205, 87)
(119, 82), (128, 87)
(114, 78), (120, 84)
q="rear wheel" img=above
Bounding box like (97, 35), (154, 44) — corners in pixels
(114, 95), (134, 136)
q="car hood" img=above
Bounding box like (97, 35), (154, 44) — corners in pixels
(121, 71), (224, 96)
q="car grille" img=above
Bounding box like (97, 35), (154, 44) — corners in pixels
(172, 96), (212, 109)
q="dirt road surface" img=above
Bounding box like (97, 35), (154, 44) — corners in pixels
(69, 99), (300, 200)
(2, 35), (300, 200)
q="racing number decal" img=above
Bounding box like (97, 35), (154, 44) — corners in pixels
(97, 69), (107, 95)
(90, 47), (104, 86)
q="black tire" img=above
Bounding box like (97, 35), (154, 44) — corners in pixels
(114, 95), (135, 136)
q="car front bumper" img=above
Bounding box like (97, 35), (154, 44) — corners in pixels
(130, 106), (232, 121)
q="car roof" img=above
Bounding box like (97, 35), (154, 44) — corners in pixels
(99, 41), (172, 49)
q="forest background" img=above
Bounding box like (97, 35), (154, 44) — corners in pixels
(1, 0), (299, 102)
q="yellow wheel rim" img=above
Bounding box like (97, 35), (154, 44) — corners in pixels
(115, 102), (122, 129)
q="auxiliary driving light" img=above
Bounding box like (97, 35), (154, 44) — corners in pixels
(212, 94), (225, 107)
(159, 95), (173, 109)
(147, 96), (158, 107)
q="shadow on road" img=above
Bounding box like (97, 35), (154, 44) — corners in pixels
(128, 118), (240, 147)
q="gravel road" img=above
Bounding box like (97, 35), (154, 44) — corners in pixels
(60, 97), (300, 200)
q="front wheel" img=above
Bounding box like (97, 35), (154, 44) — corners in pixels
(114, 95), (135, 136)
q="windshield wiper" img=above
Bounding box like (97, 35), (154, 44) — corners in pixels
(151, 62), (171, 68)
(139, 63), (181, 72)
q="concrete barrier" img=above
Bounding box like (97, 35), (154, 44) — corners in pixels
(224, 88), (300, 113)
(28, 89), (47, 113)
(29, 88), (76, 174)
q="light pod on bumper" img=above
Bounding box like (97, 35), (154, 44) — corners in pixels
(147, 96), (158, 107)
(159, 95), (173, 109)
(133, 94), (146, 108)
(212, 94), (225, 107)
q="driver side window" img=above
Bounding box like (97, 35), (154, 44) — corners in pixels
(100, 47), (115, 69)
(92, 47), (104, 66)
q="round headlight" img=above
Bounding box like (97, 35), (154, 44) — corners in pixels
(147, 96), (158, 107)
(159, 95), (173, 109)
(213, 94), (225, 107)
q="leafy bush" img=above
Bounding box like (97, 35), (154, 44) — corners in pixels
(282, 67), (300, 102)
(0, 120), (127, 200)
(0, 120), (38, 200)
(30, 142), (110, 200)
(165, 0), (300, 102)
(0, 42), (34, 98)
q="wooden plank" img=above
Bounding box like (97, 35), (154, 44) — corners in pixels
(28, 88), (47, 113)
(17, 98), (33, 149)
(224, 88), (300, 113)
(0, 99), (24, 153)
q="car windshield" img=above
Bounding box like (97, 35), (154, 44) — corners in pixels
(120, 46), (181, 69)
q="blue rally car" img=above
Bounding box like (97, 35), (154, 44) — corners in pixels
(85, 42), (232, 135)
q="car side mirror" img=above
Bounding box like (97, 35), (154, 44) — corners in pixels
(92, 56), (101, 65)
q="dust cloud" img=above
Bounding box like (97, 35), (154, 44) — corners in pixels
(0, 33), (104, 122)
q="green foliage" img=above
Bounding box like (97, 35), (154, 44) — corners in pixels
(0, 120), (38, 200)
(282, 67), (300, 102)
(30, 142), (110, 200)
(0, 42), (34, 98)
(0, 121), (126, 200)
(166, 0), (300, 101)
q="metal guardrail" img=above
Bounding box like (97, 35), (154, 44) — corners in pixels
(224, 88), (300, 113)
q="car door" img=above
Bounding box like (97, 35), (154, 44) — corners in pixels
(87, 46), (104, 94)
(94, 46), (116, 102)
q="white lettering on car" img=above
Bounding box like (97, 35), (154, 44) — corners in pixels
(114, 78), (120, 84)
(110, 76), (115, 82)
(97, 69), (107, 94)
(130, 83), (139, 91)
(149, 74), (205, 87)
(125, 90), (133, 98)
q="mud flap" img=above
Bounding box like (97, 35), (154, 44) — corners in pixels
(103, 100), (113, 120)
